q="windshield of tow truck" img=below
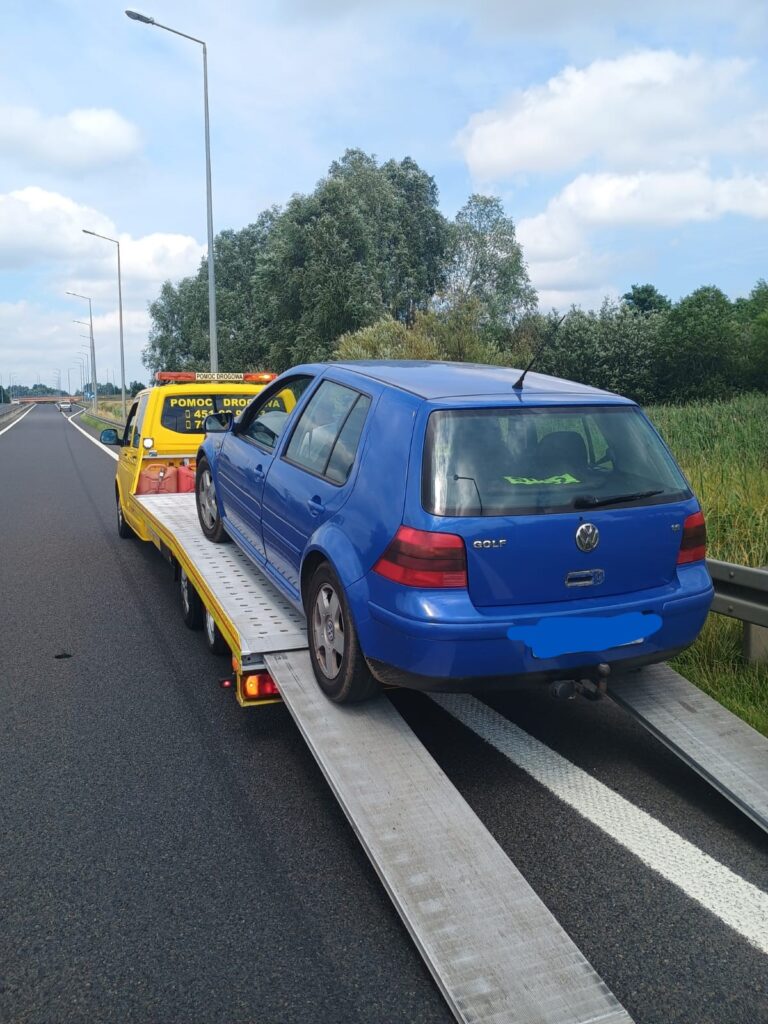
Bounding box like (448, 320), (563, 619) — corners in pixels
(160, 393), (254, 434)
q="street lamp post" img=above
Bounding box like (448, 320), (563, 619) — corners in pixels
(75, 355), (87, 396)
(82, 229), (127, 421)
(68, 291), (97, 412)
(125, 9), (218, 372)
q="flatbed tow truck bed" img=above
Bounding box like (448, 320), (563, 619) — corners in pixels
(134, 491), (768, 1023)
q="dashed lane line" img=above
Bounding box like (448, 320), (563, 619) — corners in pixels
(66, 407), (118, 461)
(0, 404), (36, 437)
(432, 693), (768, 957)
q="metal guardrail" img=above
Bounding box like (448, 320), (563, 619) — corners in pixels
(707, 559), (768, 629)
(75, 406), (126, 430)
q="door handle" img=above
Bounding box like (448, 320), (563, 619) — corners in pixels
(307, 496), (325, 517)
(253, 464), (265, 483)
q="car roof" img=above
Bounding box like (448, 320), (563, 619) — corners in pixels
(326, 360), (630, 403)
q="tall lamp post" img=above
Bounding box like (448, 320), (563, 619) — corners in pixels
(125, 9), (218, 372)
(68, 291), (97, 412)
(82, 228), (127, 421)
(75, 355), (87, 396)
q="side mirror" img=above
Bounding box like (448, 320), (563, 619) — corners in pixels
(204, 411), (233, 433)
(100, 428), (121, 446)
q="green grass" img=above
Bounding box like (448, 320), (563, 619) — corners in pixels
(646, 393), (768, 735)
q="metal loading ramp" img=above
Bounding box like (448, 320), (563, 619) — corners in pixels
(609, 663), (768, 834)
(266, 650), (633, 1024)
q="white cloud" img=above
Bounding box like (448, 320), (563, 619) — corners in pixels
(0, 187), (205, 387)
(458, 51), (768, 179)
(518, 169), (768, 308)
(0, 105), (141, 173)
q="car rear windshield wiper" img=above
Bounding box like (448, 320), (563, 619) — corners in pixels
(573, 489), (663, 509)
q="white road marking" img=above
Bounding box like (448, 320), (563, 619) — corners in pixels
(66, 407), (119, 461)
(0, 403), (36, 437)
(432, 693), (768, 956)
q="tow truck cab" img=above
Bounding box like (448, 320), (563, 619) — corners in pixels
(101, 371), (274, 542)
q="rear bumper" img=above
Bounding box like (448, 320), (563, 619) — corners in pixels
(354, 563), (713, 691)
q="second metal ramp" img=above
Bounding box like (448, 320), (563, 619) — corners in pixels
(266, 650), (633, 1024)
(609, 663), (768, 834)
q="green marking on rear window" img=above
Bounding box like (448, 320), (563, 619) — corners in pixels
(503, 473), (581, 486)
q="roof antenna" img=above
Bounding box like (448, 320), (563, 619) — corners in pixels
(512, 314), (566, 390)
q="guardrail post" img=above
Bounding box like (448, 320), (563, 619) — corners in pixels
(743, 566), (768, 665)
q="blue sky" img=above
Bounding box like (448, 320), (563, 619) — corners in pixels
(1, 0), (767, 390)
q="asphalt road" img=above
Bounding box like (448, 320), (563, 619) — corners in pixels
(1, 405), (766, 1024)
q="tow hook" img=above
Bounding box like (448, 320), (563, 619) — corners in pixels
(577, 663), (610, 701)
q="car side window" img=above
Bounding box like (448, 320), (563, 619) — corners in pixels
(241, 376), (313, 450)
(325, 394), (371, 483)
(132, 395), (149, 448)
(285, 380), (370, 483)
(122, 402), (139, 447)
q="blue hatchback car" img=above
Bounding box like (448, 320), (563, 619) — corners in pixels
(195, 361), (713, 703)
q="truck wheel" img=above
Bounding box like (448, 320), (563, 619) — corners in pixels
(306, 562), (378, 703)
(117, 495), (133, 539)
(180, 567), (203, 630)
(196, 458), (229, 543)
(204, 608), (228, 654)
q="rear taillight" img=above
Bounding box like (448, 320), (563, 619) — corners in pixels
(677, 510), (707, 564)
(373, 526), (467, 588)
(242, 672), (279, 700)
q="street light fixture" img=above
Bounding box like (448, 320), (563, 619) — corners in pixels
(83, 228), (127, 422)
(67, 291), (98, 412)
(125, 9), (218, 372)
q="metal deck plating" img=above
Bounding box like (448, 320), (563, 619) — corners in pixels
(136, 494), (307, 660)
(266, 649), (634, 1024)
(610, 663), (768, 834)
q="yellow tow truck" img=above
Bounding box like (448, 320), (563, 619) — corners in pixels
(98, 369), (311, 706)
(100, 371), (274, 541)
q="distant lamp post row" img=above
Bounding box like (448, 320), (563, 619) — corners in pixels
(82, 229), (126, 422)
(67, 291), (97, 413)
(126, 9), (218, 372)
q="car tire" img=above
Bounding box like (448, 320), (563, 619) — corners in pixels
(306, 562), (378, 703)
(116, 494), (133, 539)
(196, 457), (229, 543)
(204, 608), (228, 654)
(180, 567), (204, 630)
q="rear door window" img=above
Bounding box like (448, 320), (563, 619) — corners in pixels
(423, 405), (690, 516)
(285, 380), (370, 483)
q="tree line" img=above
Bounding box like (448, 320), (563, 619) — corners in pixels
(144, 148), (768, 406)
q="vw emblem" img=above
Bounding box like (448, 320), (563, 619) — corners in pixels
(575, 522), (599, 552)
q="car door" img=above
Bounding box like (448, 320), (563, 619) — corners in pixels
(262, 379), (373, 598)
(118, 396), (148, 521)
(215, 375), (314, 560)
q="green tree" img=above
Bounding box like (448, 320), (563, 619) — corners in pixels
(733, 279), (768, 391)
(256, 149), (448, 369)
(622, 283), (672, 315)
(656, 286), (736, 402)
(129, 381), (145, 397)
(439, 194), (536, 333)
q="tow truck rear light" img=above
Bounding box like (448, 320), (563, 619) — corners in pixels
(242, 672), (279, 699)
(373, 526), (467, 588)
(677, 510), (707, 564)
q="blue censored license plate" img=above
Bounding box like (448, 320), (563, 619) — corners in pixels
(507, 612), (662, 660)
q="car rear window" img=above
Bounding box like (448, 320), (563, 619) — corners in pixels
(423, 405), (690, 517)
(160, 393), (253, 434)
